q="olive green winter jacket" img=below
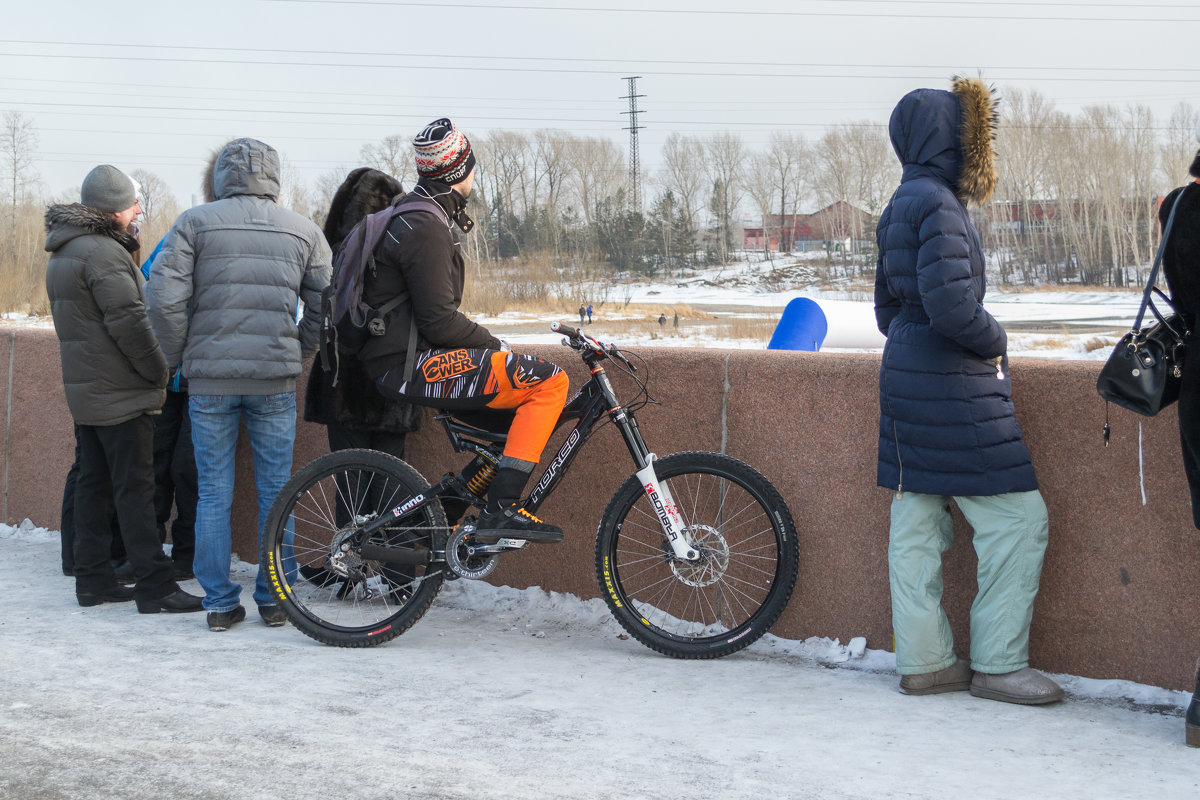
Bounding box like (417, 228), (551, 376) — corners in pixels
(44, 204), (168, 426)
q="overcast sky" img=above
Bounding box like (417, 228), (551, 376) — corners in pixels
(3, 0), (1198, 207)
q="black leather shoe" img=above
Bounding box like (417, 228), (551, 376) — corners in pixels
(136, 589), (205, 614)
(77, 585), (136, 606)
(113, 561), (137, 584)
(172, 564), (194, 581)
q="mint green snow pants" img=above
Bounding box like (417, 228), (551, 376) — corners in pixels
(888, 490), (1049, 676)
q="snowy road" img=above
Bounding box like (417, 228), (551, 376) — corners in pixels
(2, 525), (1198, 800)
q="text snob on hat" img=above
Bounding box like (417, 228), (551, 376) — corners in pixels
(413, 118), (476, 186)
(81, 165), (137, 213)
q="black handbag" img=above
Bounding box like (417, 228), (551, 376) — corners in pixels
(1096, 184), (1192, 418)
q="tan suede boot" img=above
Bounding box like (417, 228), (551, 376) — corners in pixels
(899, 659), (972, 695)
(969, 667), (1063, 705)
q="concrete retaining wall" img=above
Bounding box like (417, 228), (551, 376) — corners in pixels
(8, 327), (1198, 690)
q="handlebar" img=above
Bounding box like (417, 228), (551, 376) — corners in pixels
(550, 322), (636, 372)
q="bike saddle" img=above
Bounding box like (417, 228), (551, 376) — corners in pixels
(437, 410), (511, 444)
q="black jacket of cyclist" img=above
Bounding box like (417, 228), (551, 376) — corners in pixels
(363, 118), (569, 543)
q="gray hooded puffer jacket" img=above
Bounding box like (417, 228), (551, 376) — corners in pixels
(146, 138), (332, 395)
(44, 204), (168, 426)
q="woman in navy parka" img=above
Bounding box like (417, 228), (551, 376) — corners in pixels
(875, 77), (1061, 705)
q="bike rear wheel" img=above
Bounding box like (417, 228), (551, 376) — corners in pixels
(261, 448), (447, 647)
(595, 451), (800, 659)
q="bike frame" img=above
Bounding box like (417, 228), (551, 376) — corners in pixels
(356, 329), (700, 561)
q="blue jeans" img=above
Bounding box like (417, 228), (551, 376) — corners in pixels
(190, 392), (296, 612)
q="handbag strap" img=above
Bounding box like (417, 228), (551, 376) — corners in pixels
(1134, 183), (1191, 330)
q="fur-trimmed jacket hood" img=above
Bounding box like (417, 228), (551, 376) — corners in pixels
(887, 76), (998, 206)
(44, 203), (139, 255)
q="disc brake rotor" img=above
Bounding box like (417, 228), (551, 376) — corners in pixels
(669, 525), (730, 588)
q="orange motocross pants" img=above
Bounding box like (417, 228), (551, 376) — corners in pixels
(375, 348), (569, 466)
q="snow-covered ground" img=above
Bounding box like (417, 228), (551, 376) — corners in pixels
(3, 520), (1197, 800)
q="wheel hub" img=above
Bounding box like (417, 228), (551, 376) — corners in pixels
(669, 525), (730, 588)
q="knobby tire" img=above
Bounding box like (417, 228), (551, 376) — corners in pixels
(261, 448), (448, 647)
(594, 451), (800, 659)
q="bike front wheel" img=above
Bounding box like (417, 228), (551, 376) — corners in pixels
(261, 448), (447, 647)
(595, 451), (800, 659)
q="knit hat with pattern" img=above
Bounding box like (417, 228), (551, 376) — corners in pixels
(413, 118), (476, 186)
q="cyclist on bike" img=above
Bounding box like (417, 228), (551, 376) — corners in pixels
(359, 118), (569, 543)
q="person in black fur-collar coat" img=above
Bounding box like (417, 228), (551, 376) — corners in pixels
(302, 167), (423, 459)
(1158, 142), (1200, 748)
(875, 77), (1061, 705)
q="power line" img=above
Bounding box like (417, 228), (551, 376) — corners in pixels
(259, 0), (1200, 23)
(1, 51), (1196, 83)
(2, 39), (1197, 74)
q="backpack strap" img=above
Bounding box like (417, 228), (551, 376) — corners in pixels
(376, 195), (447, 384)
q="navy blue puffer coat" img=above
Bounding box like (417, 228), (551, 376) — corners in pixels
(874, 83), (1038, 497)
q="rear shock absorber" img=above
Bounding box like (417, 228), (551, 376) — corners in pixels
(463, 457), (499, 498)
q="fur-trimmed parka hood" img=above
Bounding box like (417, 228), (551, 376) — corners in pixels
(201, 137), (280, 203)
(323, 167), (405, 249)
(44, 203), (139, 254)
(887, 76), (999, 206)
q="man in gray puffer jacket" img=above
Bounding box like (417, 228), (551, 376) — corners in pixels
(146, 139), (331, 632)
(46, 164), (202, 614)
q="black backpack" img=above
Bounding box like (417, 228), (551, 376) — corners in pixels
(319, 195), (448, 383)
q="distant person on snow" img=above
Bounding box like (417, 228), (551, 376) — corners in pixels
(874, 77), (1061, 705)
(579, 304), (586, 326)
(586, 303), (593, 324)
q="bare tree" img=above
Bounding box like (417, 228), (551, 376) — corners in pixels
(704, 132), (747, 265)
(1162, 102), (1199, 188)
(1, 111), (38, 209)
(563, 135), (624, 228)
(657, 133), (706, 258)
(744, 152), (778, 256)
(762, 131), (808, 252)
(360, 134), (417, 187)
(129, 170), (177, 228)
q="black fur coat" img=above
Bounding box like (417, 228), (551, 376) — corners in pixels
(302, 168), (422, 433)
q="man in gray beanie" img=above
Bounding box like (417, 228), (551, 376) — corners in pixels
(45, 164), (203, 614)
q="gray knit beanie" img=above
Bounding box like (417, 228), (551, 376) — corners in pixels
(81, 165), (136, 213)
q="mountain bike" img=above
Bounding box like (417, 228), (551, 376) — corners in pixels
(261, 323), (800, 659)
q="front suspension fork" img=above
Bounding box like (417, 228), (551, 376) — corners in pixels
(635, 454), (699, 562)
